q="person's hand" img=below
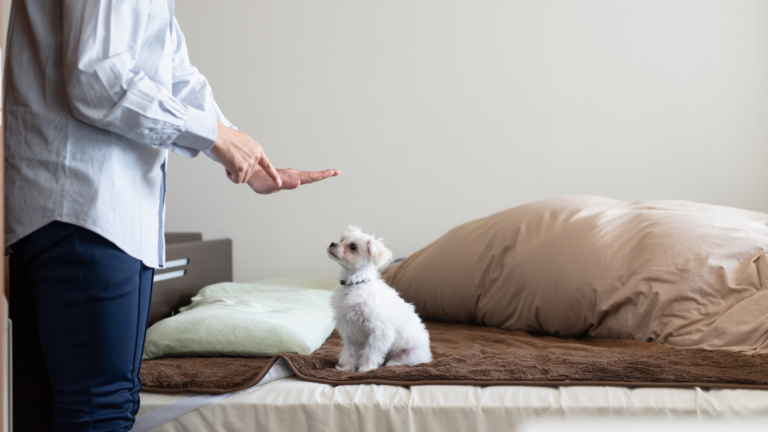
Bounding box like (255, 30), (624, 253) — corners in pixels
(247, 167), (340, 194)
(209, 121), (282, 187)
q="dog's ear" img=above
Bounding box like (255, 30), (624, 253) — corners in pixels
(346, 225), (362, 234)
(367, 237), (393, 268)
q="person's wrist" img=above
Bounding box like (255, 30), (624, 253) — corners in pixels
(176, 107), (218, 151)
(212, 121), (227, 152)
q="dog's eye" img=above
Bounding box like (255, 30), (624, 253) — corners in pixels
(350, 244), (357, 251)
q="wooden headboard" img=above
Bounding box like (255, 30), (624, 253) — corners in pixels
(148, 233), (232, 326)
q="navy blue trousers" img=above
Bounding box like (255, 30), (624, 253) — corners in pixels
(10, 222), (153, 431)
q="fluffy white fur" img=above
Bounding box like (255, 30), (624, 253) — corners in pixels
(327, 226), (432, 372)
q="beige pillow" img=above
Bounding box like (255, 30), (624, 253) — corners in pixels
(382, 196), (768, 353)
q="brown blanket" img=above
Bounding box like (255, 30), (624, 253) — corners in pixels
(141, 322), (768, 394)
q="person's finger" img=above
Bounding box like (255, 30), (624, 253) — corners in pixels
(245, 152), (261, 184)
(258, 153), (282, 187)
(301, 169), (339, 184)
(244, 155), (260, 185)
(233, 159), (249, 183)
(283, 180), (300, 190)
(225, 168), (237, 183)
(299, 170), (323, 184)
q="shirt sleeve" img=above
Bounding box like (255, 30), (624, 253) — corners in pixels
(169, 17), (237, 161)
(62, 0), (218, 153)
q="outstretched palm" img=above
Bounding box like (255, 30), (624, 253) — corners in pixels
(246, 167), (340, 194)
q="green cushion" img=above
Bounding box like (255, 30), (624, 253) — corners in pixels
(142, 277), (337, 360)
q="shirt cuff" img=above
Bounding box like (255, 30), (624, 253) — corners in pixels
(175, 106), (218, 151)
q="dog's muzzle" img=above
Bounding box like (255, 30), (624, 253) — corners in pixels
(328, 243), (339, 259)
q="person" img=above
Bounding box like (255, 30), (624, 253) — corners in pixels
(4, 0), (340, 430)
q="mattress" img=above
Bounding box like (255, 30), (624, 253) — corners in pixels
(137, 377), (768, 431)
(138, 274), (768, 430)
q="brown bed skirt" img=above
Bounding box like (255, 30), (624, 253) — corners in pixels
(141, 321), (768, 394)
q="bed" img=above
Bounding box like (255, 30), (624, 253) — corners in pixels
(135, 232), (768, 432)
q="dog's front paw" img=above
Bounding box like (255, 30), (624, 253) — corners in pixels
(357, 363), (379, 373)
(335, 362), (356, 371)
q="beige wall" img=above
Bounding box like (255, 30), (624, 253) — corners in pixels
(167, 0), (768, 282)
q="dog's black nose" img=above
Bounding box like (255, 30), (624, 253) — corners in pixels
(330, 242), (337, 248)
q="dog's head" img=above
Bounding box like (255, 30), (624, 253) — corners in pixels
(327, 225), (393, 269)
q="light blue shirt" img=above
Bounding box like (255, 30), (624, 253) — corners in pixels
(5, 0), (235, 268)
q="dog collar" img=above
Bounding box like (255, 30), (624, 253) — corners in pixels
(340, 279), (370, 286)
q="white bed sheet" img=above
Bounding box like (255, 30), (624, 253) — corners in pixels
(137, 378), (768, 431)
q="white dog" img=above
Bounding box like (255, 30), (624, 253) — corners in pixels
(327, 226), (432, 372)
